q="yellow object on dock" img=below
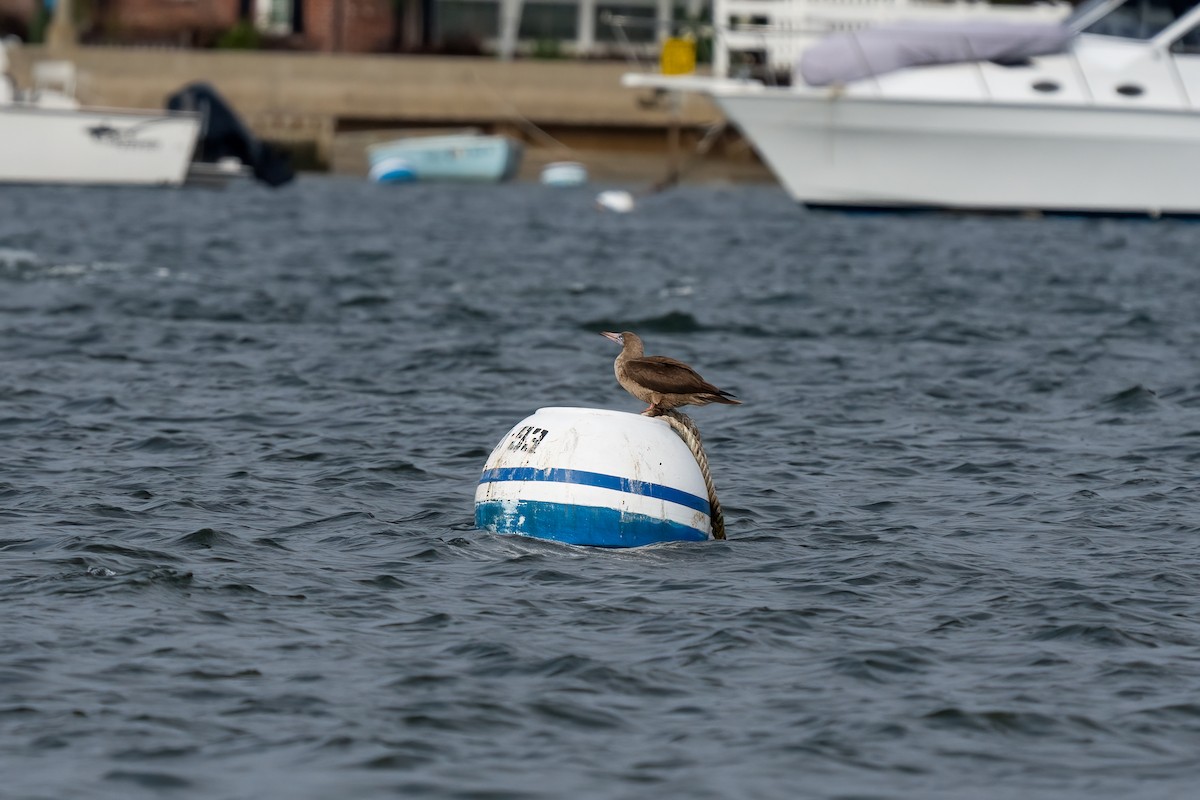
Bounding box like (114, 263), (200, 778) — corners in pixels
(660, 37), (696, 76)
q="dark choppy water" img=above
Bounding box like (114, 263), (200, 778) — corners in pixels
(4, 178), (1200, 799)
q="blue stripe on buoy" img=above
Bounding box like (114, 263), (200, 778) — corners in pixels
(478, 467), (710, 515)
(475, 499), (709, 547)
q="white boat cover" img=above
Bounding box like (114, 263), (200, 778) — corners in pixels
(797, 21), (1071, 87)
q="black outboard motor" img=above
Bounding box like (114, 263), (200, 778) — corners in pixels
(166, 82), (295, 187)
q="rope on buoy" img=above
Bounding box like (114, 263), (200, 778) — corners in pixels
(659, 410), (727, 540)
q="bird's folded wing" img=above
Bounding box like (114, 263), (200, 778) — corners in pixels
(627, 357), (722, 394)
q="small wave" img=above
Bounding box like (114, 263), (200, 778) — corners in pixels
(1031, 622), (1158, 647)
(253, 536), (291, 551)
(916, 320), (1002, 344)
(61, 395), (125, 413)
(358, 574), (413, 590)
(731, 322), (819, 339)
(831, 647), (938, 682)
(176, 668), (262, 680)
(338, 293), (392, 307)
(1097, 384), (1160, 412)
(0, 255), (131, 282)
(582, 311), (702, 334)
(176, 528), (240, 549)
(365, 459), (425, 475)
(71, 541), (179, 562)
(527, 698), (627, 730)
(126, 568), (195, 589)
(358, 750), (437, 770)
(59, 565), (193, 593)
(104, 770), (192, 790)
(923, 707), (1065, 736)
(346, 248), (393, 265)
(119, 435), (210, 454)
(1123, 703), (1200, 721)
(0, 248), (38, 268)
(274, 510), (379, 533)
(380, 612), (452, 631)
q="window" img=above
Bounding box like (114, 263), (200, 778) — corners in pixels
(255, 0), (294, 34)
(518, 3), (578, 40)
(596, 4), (657, 44)
(439, 1), (502, 42)
(1081, 0), (1193, 40)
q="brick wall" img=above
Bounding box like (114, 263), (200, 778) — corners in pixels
(303, 0), (395, 53)
(95, 0), (394, 52)
(98, 0), (243, 43)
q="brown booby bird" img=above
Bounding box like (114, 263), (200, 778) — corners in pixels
(601, 331), (742, 416)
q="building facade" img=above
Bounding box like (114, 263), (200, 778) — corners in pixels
(0, 0), (38, 39)
(8, 0), (689, 54)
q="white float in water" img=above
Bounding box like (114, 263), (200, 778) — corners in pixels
(475, 407), (712, 547)
(595, 190), (635, 213)
(540, 161), (589, 188)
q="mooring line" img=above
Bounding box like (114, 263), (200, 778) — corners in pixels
(660, 410), (727, 540)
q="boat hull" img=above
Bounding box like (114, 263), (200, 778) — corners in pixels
(715, 91), (1200, 216)
(367, 134), (524, 183)
(0, 105), (200, 187)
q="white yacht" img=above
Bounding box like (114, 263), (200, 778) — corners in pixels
(628, 0), (1200, 216)
(0, 43), (200, 187)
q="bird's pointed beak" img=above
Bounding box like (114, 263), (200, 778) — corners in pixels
(600, 331), (623, 345)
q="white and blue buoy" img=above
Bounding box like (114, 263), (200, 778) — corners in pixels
(368, 156), (416, 184)
(475, 407), (713, 547)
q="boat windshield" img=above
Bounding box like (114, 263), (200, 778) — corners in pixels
(1070, 0), (1199, 39)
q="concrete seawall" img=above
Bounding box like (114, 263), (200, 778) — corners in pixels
(7, 45), (773, 184)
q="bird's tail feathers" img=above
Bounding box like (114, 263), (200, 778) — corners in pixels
(705, 393), (742, 406)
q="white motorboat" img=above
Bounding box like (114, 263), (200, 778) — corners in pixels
(0, 44), (200, 187)
(627, 0), (1200, 216)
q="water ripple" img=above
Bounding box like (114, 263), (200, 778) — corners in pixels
(4, 182), (1200, 799)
